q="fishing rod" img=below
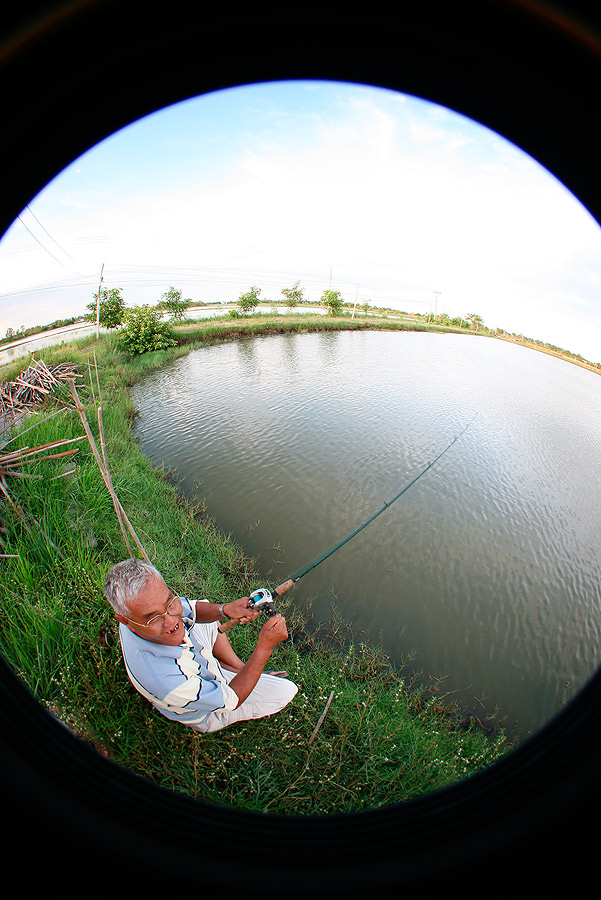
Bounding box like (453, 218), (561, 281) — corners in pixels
(220, 413), (478, 631)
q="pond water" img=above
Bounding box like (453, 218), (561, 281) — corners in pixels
(131, 330), (601, 742)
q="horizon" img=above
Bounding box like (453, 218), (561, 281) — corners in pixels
(1, 80), (601, 362)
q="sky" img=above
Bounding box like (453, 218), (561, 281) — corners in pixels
(2, 79), (601, 361)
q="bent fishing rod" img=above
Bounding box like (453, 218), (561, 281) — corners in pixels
(220, 413), (478, 631)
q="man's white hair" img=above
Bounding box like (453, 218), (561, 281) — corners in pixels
(103, 558), (163, 616)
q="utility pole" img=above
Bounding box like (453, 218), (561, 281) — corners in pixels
(433, 290), (441, 319)
(329, 265), (332, 290)
(352, 283), (359, 319)
(96, 262), (104, 339)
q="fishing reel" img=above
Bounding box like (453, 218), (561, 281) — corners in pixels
(248, 587), (277, 616)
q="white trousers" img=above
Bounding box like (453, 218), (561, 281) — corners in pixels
(189, 620), (298, 734)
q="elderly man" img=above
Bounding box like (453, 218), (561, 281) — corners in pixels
(103, 558), (297, 733)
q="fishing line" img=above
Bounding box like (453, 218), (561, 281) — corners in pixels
(279, 412), (479, 591)
(224, 412), (479, 624)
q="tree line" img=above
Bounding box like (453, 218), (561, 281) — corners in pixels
(0, 315), (85, 347)
(4, 281), (600, 370)
(231, 282), (347, 317)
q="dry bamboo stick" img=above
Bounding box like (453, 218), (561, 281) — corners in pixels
(49, 468), (76, 481)
(0, 436), (86, 467)
(308, 690), (335, 747)
(97, 404), (133, 557)
(93, 350), (101, 401)
(24, 448), (80, 463)
(14, 378), (50, 394)
(89, 353), (145, 560)
(11, 435), (85, 456)
(70, 379), (149, 562)
(87, 357), (97, 409)
(36, 359), (60, 384)
(0, 408), (65, 450)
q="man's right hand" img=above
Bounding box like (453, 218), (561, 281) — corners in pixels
(258, 613), (288, 648)
(229, 613), (289, 707)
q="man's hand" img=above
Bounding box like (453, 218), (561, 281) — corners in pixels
(223, 596), (260, 624)
(257, 613), (288, 648)
(228, 613), (290, 707)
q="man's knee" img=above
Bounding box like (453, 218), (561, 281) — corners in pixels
(263, 674), (298, 710)
(279, 678), (298, 706)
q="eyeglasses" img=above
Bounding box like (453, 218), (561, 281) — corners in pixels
(124, 593), (182, 632)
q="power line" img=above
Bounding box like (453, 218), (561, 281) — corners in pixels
(0, 258), (459, 319)
(25, 206), (76, 261)
(15, 214), (91, 278)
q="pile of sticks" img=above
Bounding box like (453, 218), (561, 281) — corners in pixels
(0, 352), (149, 562)
(0, 434), (87, 479)
(0, 358), (83, 555)
(0, 358), (81, 417)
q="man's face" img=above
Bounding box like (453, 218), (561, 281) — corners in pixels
(116, 575), (185, 646)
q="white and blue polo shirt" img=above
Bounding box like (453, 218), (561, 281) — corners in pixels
(118, 597), (239, 726)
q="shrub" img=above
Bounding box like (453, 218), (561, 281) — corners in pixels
(117, 305), (177, 355)
(237, 285), (261, 314)
(282, 280), (304, 309)
(320, 289), (344, 316)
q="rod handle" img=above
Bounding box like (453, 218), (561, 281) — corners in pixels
(272, 579), (295, 597)
(218, 617), (237, 633)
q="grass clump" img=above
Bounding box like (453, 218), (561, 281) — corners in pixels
(0, 318), (512, 814)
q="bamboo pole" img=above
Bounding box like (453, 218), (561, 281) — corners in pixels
(96, 263), (104, 340)
(97, 404), (134, 557)
(92, 347), (135, 557)
(69, 378), (149, 561)
(308, 690), (335, 747)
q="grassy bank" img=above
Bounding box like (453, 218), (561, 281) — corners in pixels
(0, 314), (511, 814)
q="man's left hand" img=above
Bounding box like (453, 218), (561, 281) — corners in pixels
(223, 597), (260, 624)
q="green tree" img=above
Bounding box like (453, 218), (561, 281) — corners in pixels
(466, 312), (484, 331)
(320, 288), (344, 316)
(237, 285), (261, 314)
(159, 286), (190, 320)
(117, 305), (177, 355)
(281, 280), (304, 309)
(85, 287), (126, 329)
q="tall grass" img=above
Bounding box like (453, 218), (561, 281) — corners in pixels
(0, 318), (511, 814)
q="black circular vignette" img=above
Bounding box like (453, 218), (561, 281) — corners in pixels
(2, 2), (601, 892)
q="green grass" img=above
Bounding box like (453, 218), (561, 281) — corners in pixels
(0, 315), (511, 814)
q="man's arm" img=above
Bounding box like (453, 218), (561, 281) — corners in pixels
(194, 596), (260, 624)
(228, 614), (289, 707)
